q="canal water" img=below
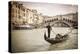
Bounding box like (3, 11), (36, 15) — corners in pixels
(11, 27), (78, 52)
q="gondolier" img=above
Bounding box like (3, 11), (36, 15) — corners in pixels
(46, 23), (52, 38)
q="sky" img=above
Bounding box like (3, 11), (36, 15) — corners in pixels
(19, 2), (78, 16)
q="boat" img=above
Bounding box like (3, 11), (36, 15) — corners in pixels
(44, 23), (72, 44)
(44, 32), (68, 44)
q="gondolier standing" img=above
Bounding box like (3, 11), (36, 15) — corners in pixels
(46, 23), (52, 38)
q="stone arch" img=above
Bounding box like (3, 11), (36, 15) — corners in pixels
(50, 20), (72, 27)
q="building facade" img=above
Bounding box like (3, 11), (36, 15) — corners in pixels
(11, 1), (27, 25)
(10, 1), (44, 29)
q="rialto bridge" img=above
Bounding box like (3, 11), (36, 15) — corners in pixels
(42, 18), (78, 29)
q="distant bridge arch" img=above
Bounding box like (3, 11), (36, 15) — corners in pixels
(50, 20), (72, 27)
(44, 19), (73, 27)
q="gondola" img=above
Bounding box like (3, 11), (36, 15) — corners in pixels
(44, 32), (68, 44)
(44, 22), (73, 44)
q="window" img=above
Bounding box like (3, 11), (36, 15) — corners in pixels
(24, 13), (25, 16)
(18, 15), (21, 19)
(18, 10), (20, 14)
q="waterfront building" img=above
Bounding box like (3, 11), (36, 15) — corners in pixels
(10, 1), (44, 29)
